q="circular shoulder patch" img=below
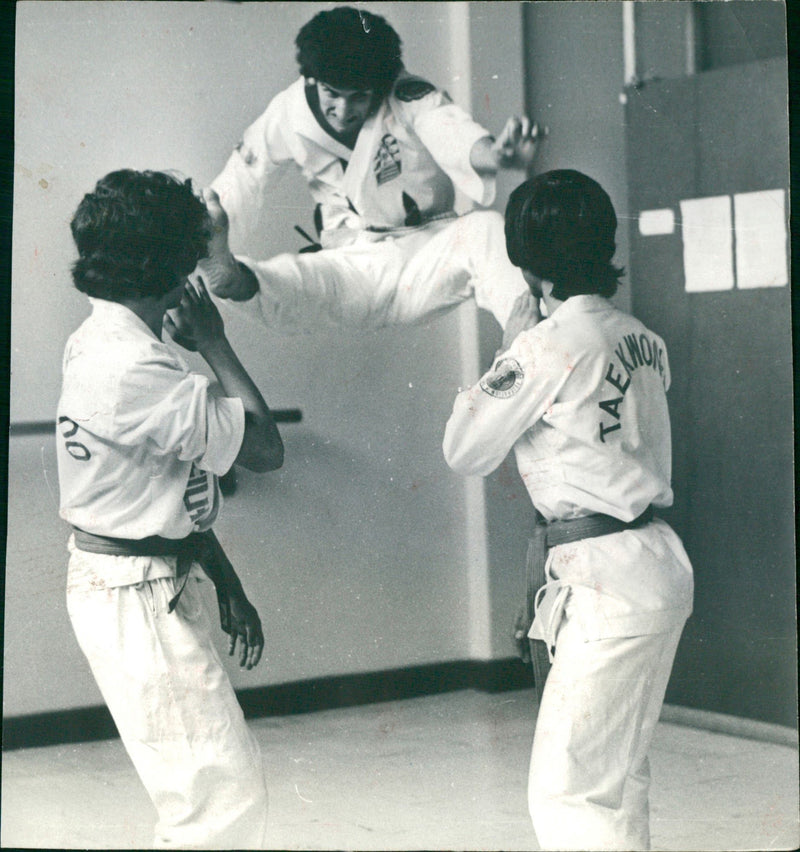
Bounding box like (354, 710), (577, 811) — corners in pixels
(480, 357), (524, 399)
(395, 78), (437, 102)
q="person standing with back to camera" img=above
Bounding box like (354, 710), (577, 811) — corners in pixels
(443, 170), (694, 851)
(200, 5), (543, 332)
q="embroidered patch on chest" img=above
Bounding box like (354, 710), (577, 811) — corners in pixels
(373, 133), (401, 185)
(480, 358), (524, 398)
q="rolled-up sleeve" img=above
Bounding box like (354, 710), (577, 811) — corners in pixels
(115, 355), (245, 476)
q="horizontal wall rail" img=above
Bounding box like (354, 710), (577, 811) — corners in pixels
(10, 410), (303, 438)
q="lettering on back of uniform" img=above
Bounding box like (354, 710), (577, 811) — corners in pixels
(598, 332), (666, 442)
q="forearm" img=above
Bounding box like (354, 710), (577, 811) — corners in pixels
(201, 336), (265, 414)
(469, 135), (502, 177)
(443, 392), (508, 477)
(201, 337), (284, 471)
(202, 530), (246, 594)
(200, 529), (264, 669)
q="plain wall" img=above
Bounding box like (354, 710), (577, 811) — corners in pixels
(522, 1), (630, 313)
(6, 0), (524, 717)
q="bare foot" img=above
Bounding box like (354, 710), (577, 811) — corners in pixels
(196, 189), (255, 300)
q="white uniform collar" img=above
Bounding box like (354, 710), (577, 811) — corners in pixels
(284, 77), (358, 162)
(88, 297), (162, 341)
(551, 294), (614, 317)
(340, 100), (389, 204)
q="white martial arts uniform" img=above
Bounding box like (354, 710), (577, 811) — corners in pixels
(443, 295), (694, 851)
(57, 299), (268, 849)
(210, 72), (528, 329)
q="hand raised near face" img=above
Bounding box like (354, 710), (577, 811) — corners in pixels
(164, 277), (225, 353)
(501, 291), (542, 352)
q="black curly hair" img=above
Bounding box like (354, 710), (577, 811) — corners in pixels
(505, 170), (624, 300)
(70, 169), (210, 302)
(295, 6), (403, 97)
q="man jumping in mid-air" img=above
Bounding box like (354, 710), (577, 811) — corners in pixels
(201, 5), (542, 330)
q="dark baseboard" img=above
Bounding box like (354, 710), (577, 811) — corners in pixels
(2, 658), (535, 751)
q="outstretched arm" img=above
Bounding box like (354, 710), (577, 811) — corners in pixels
(443, 301), (554, 478)
(469, 116), (545, 176)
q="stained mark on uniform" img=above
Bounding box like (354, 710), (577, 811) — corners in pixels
(41, 445), (59, 507)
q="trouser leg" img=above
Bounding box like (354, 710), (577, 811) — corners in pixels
(236, 222), (474, 330)
(229, 210), (528, 330)
(241, 228), (474, 329)
(240, 242), (407, 329)
(617, 625), (685, 844)
(436, 210), (529, 328)
(395, 210), (529, 328)
(67, 575), (268, 850)
(527, 615), (685, 851)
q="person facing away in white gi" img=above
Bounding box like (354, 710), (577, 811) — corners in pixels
(200, 5), (543, 331)
(57, 169), (284, 849)
(443, 170), (694, 851)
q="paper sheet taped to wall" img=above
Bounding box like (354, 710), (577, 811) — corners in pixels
(679, 196), (734, 293)
(639, 208), (675, 236)
(733, 190), (787, 289)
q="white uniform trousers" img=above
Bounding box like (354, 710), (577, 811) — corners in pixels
(67, 571), (268, 849)
(235, 209), (528, 331)
(528, 604), (686, 851)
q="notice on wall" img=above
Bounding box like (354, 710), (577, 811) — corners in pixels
(679, 196), (734, 293)
(638, 208), (675, 236)
(733, 189), (788, 289)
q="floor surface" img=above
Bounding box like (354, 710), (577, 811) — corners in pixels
(2, 688), (798, 850)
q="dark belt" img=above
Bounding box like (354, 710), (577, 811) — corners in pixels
(72, 527), (233, 634)
(520, 506), (655, 706)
